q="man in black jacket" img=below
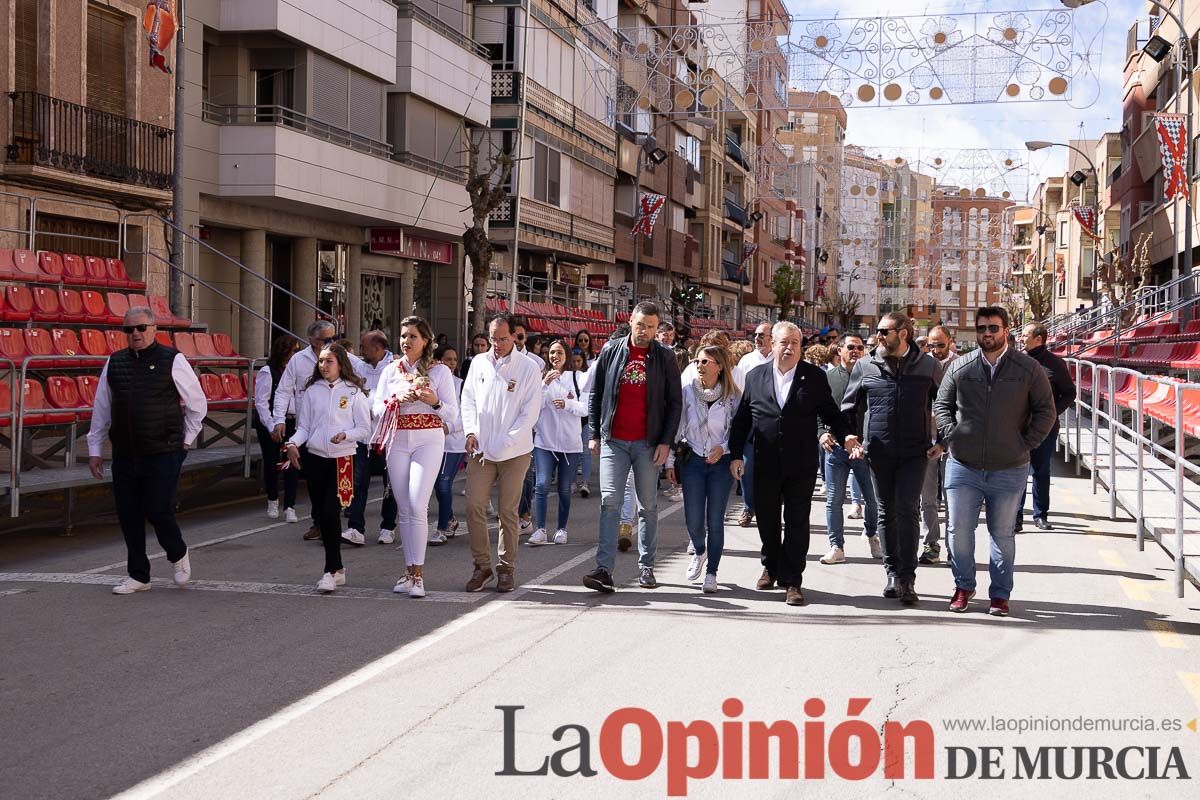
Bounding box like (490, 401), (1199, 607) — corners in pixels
(842, 312), (943, 605)
(583, 302), (683, 593)
(1018, 323), (1077, 530)
(730, 321), (852, 606)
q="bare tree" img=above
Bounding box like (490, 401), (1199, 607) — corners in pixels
(822, 286), (863, 329)
(1095, 233), (1153, 327)
(463, 132), (515, 336)
(1023, 263), (1052, 323)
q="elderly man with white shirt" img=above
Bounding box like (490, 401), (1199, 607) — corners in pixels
(87, 307), (208, 595)
(460, 312), (543, 593)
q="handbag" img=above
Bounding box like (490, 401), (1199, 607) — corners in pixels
(674, 439), (693, 470)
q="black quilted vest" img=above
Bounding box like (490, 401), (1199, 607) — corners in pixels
(106, 343), (184, 457)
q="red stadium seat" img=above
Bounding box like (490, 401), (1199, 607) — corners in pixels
(104, 329), (126, 354)
(80, 290), (112, 324)
(37, 251), (64, 283)
(149, 295), (188, 328)
(200, 372), (240, 409)
(0, 381), (10, 426)
(46, 376), (84, 417)
(50, 328), (85, 364)
(127, 293), (148, 311)
(61, 254), (90, 286)
(106, 258), (145, 290)
(0, 328), (27, 366)
(221, 373), (246, 401)
(0, 249), (16, 280)
(83, 256), (109, 286)
(10, 248), (39, 282)
(106, 291), (130, 323)
(80, 328), (110, 360)
(31, 286), (62, 322)
(1170, 341), (1200, 369)
(155, 330), (172, 347)
(174, 332), (199, 359)
(212, 332), (237, 358)
(194, 332), (220, 360)
(22, 328), (54, 365)
(75, 375), (99, 407)
(4, 287), (32, 326)
(57, 288), (85, 323)
(21, 379), (73, 425)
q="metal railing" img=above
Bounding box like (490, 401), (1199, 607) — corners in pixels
(202, 102), (393, 159)
(1047, 267), (1200, 341)
(725, 134), (750, 169)
(723, 198), (749, 227)
(491, 71), (522, 104)
(395, 1), (490, 59)
(1064, 358), (1197, 596)
(392, 150), (467, 182)
(7, 91), (173, 190)
(513, 274), (622, 316)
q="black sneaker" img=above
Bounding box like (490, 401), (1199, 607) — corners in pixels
(638, 567), (657, 588)
(899, 581), (920, 606)
(918, 545), (939, 565)
(583, 568), (615, 593)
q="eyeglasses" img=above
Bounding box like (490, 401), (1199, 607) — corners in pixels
(123, 324), (152, 334)
(975, 324), (1003, 334)
(876, 328), (897, 337)
(844, 344), (865, 351)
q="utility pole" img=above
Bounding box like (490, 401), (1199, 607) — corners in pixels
(170, 0), (187, 319)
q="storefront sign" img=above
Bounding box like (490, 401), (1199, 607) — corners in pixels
(369, 228), (453, 264)
(587, 274), (610, 289)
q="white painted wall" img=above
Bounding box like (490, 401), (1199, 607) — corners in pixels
(394, 18), (491, 125)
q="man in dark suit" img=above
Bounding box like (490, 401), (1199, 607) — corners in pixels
(730, 321), (853, 606)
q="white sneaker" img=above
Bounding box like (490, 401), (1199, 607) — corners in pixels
(579, 483), (590, 498)
(866, 533), (883, 559)
(686, 540), (695, 555)
(819, 546), (846, 565)
(702, 573), (718, 593)
(393, 575), (413, 594)
(112, 577), (150, 595)
(429, 529), (448, 546)
(284, 507), (298, 523)
(317, 573), (337, 593)
(409, 576), (426, 598)
(528, 528), (549, 546)
(334, 569), (346, 586)
(520, 517), (532, 531)
(553, 528), (568, 544)
(266, 500), (280, 519)
(685, 552), (707, 582)
(340, 528), (365, 546)
(378, 528), (395, 545)
(172, 552), (191, 586)
(847, 503), (864, 519)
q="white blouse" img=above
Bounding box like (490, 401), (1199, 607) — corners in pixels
(668, 381), (738, 467)
(533, 370), (588, 453)
(371, 357), (460, 432)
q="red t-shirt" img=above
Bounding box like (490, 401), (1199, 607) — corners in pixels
(610, 345), (649, 441)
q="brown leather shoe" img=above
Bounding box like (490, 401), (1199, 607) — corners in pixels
(785, 586), (806, 606)
(739, 510), (754, 527)
(755, 568), (775, 590)
(302, 525), (321, 541)
(496, 572), (515, 593)
(465, 566), (494, 592)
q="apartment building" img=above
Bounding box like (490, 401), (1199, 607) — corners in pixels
(0, 0), (174, 290)
(181, 0), (489, 356)
(474, 0), (618, 310)
(930, 189), (1013, 341)
(1010, 205), (1036, 318)
(1115, 17), (1157, 274)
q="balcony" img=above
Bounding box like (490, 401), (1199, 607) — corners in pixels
(395, 1), (491, 126)
(725, 134), (751, 170)
(203, 103), (392, 157)
(723, 198), (749, 227)
(6, 91), (173, 191)
(492, 71), (523, 105)
(722, 257), (750, 285)
(490, 196), (615, 261)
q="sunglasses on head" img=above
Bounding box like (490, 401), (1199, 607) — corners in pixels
(123, 324), (152, 333)
(976, 324), (1002, 334)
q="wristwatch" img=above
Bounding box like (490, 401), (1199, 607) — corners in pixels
(431, 401), (442, 410)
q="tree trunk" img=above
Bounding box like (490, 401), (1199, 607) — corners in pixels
(464, 223), (493, 337)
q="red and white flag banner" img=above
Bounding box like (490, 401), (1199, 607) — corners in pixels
(1154, 113), (1190, 204)
(1071, 205), (1103, 241)
(632, 193), (667, 238)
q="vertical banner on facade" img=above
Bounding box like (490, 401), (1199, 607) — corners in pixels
(1153, 113), (1190, 204)
(143, 1), (177, 74)
(1070, 205), (1102, 241)
(631, 193), (666, 238)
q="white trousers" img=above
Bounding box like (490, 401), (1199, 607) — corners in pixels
(385, 428), (445, 567)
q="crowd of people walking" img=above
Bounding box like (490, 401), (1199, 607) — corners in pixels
(92, 299), (1072, 615)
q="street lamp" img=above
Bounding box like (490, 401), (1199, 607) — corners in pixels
(630, 116), (716, 310)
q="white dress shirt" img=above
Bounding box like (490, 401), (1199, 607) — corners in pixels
(773, 362), (797, 408)
(444, 375), (466, 452)
(983, 345), (1009, 380)
(287, 379), (371, 459)
(358, 350), (394, 394)
(734, 347), (773, 392)
(271, 346), (318, 426)
(87, 352), (208, 458)
(460, 348), (543, 462)
(254, 365), (273, 426)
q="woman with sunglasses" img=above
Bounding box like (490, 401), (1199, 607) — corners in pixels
(574, 329), (595, 363)
(528, 340), (588, 545)
(665, 345), (740, 593)
(371, 316), (460, 598)
(253, 335), (302, 522)
(284, 345), (371, 594)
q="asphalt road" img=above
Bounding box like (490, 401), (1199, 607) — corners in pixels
(1, 461), (1198, 799)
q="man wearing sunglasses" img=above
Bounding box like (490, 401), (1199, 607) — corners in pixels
(934, 307), (1056, 616)
(731, 323), (774, 527)
(841, 313), (942, 605)
(88, 307), (208, 595)
(918, 325), (958, 564)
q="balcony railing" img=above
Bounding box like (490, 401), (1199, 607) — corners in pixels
(725, 134), (750, 169)
(7, 91), (173, 190)
(202, 103), (392, 159)
(722, 257), (750, 285)
(723, 198), (749, 227)
(392, 150), (466, 182)
(492, 71), (522, 105)
(395, 1), (490, 60)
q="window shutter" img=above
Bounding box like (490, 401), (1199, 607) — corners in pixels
(15, 0), (37, 92)
(348, 71), (382, 141)
(311, 54), (349, 129)
(87, 4), (129, 115)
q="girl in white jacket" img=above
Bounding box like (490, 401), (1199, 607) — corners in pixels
(370, 316), (459, 598)
(529, 340), (588, 545)
(285, 345), (372, 594)
(429, 344), (466, 545)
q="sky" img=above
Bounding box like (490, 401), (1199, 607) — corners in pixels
(779, 0), (1143, 198)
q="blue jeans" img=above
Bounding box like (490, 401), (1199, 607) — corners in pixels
(579, 424), (593, 485)
(945, 457), (1030, 600)
(348, 442), (398, 532)
(598, 439), (659, 572)
(823, 447), (877, 547)
(434, 452), (466, 531)
(534, 448), (581, 531)
(850, 473), (864, 504)
(622, 468), (636, 523)
(680, 453), (733, 574)
(1019, 423), (1058, 522)
(519, 459), (535, 516)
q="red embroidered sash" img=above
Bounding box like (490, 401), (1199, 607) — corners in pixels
(336, 455), (354, 507)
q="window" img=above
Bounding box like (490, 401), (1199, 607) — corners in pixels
(1058, 220), (1069, 246)
(15, 0), (36, 92)
(87, 3), (129, 115)
(533, 142), (561, 206)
